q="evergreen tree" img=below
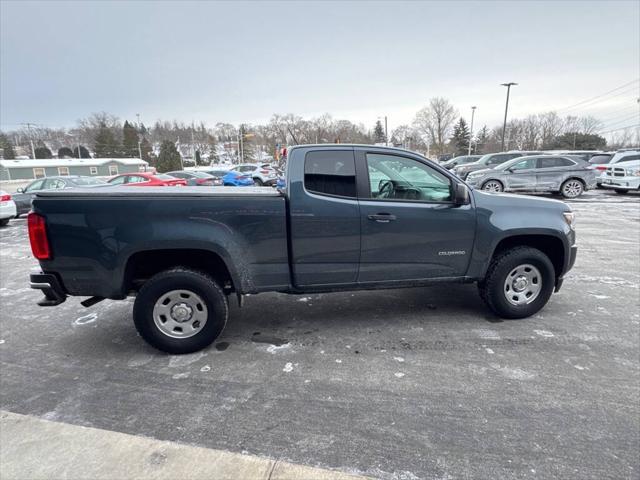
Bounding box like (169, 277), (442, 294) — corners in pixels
(549, 132), (606, 150)
(75, 145), (91, 158)
(373, 120), (386, 144)
(0, 133), (16, 159)
(156, 140), (182, 172)
(239, 124), (254, 162)
(140, 138), (153, 162)
(450, 117), (470, 155)
(94, 124), (121, 157)
(122, 120), (140, 157)
(34, 146), (53, 159)
(58, 147), (75, 158)
(474, 125), (489, 154)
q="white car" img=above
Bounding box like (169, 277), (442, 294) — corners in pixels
(600, 159), (640, 195)
(235, 163), (279, 186)
(597, 150), (640, 186)
(0, 190), (17, 226)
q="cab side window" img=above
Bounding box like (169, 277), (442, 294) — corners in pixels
(304, 151), (356, 198)
(366, 154), (452, 202)
(127, 175), (147, 183)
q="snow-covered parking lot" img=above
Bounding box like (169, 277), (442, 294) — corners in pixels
(0, 190), (638, 479)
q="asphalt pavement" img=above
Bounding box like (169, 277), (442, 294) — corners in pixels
(0, 189), (638, 479)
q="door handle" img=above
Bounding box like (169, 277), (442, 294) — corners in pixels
(367, 213), (397, 223)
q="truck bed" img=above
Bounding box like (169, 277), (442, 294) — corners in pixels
(32, 186), (290, 298)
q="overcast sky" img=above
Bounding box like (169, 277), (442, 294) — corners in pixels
(1, 0), (638, 135)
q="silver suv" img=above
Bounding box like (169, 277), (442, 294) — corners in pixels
(454, 151), (543, 180)
(465, 155), (597, 198)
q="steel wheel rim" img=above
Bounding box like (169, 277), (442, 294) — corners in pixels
(503, 264), (542, 306)
(563, 180), (582, 197)
(483, 181), (502, 193)
(152, 289), (208, 339)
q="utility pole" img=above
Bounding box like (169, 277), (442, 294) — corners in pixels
(500, 82), (517, 151)
(468, 106), (477, 155)
(21, 123), (37, 159)
(384, 116), (388, 146)
(239, 126), (244, 163)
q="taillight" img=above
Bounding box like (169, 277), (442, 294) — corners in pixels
(260, 170), (270, 174)
(237, 175), (249, 180)
(0, 194), (11, 202)
(595, 165), (607, 171)
(28, 212), (51, 260)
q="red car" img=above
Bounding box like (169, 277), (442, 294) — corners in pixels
(107, 173), (187, 187)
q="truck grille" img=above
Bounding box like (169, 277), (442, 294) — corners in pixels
(605, 167), (625, 177)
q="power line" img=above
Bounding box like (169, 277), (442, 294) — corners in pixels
(598, 124), (640, 135)
(600, 113), (640, 130)
(555, 79), (639, 113)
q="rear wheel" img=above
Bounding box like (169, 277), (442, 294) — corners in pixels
(0, 218), (9, 227)
(133, 268), (228, 354)
(479, 246), (555, 319)
(482, 180), (504, 193)
(253, 178), (263, 186)
(560, 179), (584, 198)
(615, 189), (629, 195)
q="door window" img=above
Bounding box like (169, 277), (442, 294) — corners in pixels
(538, 157), (574, 168)
(25, 179), (45, 192)
(127, 175), (148, 183)
(45, 178), (67, 189)
(510, 158), (537, 170)
(366, 154), (452, 202)
(109, 175), (126, 185)
(304, 150), (356, 198)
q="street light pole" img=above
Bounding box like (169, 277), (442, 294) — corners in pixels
(468, 106), (477, 155)
(500, 82), (517, 151)
(384, 116), (388, 146)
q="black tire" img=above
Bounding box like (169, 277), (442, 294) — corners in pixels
(133, 268), (228, 354)
(0, 218), (9, 227)
(560, 178), (584, 198)
(253, 178), (263, 186)
(478, 246), (555, 319)
(615, 189), (629, 195)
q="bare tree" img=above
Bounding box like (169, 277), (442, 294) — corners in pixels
(413, 97), (458, 155)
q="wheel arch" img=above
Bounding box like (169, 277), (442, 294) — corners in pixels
(488, 234), (566, 279)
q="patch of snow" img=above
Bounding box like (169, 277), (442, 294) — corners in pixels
(283, 362), (293, 373)
(335, 359), (342, 364)
(74, 312), (98, 325)
(172, 372), (190, 379)
(393, 356), (405, 362)
(394, 372), (405, 378)
(267, 343), (291, 354)
(534, 329), (554, 338)
(200, 365), (211, 372)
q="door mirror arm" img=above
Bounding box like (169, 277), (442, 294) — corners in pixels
(453, 183), (470, 205)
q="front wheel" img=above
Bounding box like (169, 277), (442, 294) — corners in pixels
(479, 246), (555, 319)
(482, 180), (504, 193)
(560, 179), (584, 198)
(615, 189), (629, 195)
(133, 268), (228, 354)
(0, 218), (9, 227)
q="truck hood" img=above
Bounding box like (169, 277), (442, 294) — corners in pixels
(472, 189), (571, 213)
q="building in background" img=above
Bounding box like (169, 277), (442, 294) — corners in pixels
(0, 158), (149, 181)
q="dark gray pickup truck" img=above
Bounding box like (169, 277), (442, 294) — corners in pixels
(29, 145), (577, 353)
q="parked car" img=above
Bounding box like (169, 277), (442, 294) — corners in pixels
(464, 155), (597, 198)
(454, 151), (544, 179)
(166, 170), (223, 186)
(107, 173), (187, 187)
(596, 150), (640, 187)
(588, 152), (615, 186)
(235, 163), (279, 186)
(12, 175), (107, 216)
(441, 155), (482, 170)
(0, 190), (17, 226)
(600, 159), (640, 194)
(544, 150), (602, 162)
(198, 168), (253, 186)
(29, 144), (577, 354)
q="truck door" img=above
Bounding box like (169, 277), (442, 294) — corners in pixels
(356, 150), (475, 283)
(289, 148), (361, 287)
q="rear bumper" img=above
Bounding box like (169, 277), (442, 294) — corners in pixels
(30, 272), (67, 306)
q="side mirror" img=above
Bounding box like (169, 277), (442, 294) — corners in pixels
(506, 168), (514, 173)
(16, 187), (24, 193)
(454, 183), (470, 205)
